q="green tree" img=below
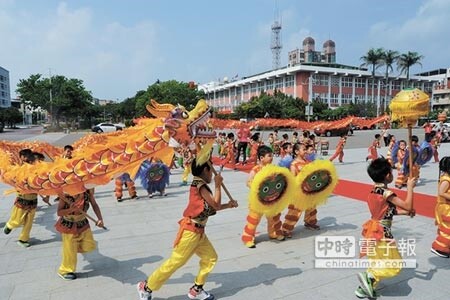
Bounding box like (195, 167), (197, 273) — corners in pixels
(361, 48), (384, 110)
(135, 80), (205, 117)
(380, 49), (399, 113)
(16, 74), (93, 128)
(311, 98), (329, 120)
(0, 107), (23, 128)
(397, 51), (424, 87)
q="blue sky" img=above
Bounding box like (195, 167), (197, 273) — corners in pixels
(1, 0), (449, 100)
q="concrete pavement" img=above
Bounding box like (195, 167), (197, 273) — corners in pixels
(1, 131), (450, 300)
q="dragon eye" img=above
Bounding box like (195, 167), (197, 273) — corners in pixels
(182, 111), (189, 119)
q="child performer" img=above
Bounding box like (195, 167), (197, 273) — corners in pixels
(430, 131), (440, 163)
(431, 156), (450, 257)
(246, 132), (261, 165)
(329, 133), (347, 163)
(136, 159), (237, 300)
(241, 145), (285, 248)
(3, 151), (46, 247)
(356, 158), (415, 299)
(282, 143), (317, 237)
(278, 142), (293, 169)
(366, 134), (381, 162)
(292, 131), (299, 144)
(408, 135), (421, 183)
(279, 134), (290, 158)
(394, 140), (407, 189)
(62, 145), (74, 159)
(386, 135), (396, 167)
(115, 172), (138, 202)
(220, 132), (236, 171)
(55, 189), (104, 280)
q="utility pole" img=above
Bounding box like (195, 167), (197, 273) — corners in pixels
(49, 68), (53, 127)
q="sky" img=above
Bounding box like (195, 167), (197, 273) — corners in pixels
(1, 0), (449, 101)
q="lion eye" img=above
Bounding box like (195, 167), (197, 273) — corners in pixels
(182, 111), (189, 119)
(311, 175), (317, 181)
(275, 182), (283, 189)
(262, 186), (270, 193)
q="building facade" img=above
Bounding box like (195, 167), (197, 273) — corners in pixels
(0, 66), (12, 108)
(288, 37), (336, 66)
(200, 63), (444, 115)
(422, 68), (450, 111)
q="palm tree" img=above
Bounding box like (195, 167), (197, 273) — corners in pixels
(361, 48), (384, 114)
(397, 51), (424, 87)
(380, 49), (399, 113)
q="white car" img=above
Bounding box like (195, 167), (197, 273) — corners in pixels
(92, 123), (124, 133)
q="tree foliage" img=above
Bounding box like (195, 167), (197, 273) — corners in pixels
(0, 107), (23, 128)
(135, 80), (205, 117)
(16, 74), (93, 128)
(397, 51), (424, 84)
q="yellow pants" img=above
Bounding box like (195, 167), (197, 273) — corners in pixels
(367, 240), (402, 286)
(147, 230), (217, 291)
(6, 206), (36, 242)
(58, 229), (96, 274)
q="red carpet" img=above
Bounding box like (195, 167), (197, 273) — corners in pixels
(212, 157), (436, 219)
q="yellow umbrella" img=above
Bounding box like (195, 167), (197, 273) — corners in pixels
(389, 88), (430, 126)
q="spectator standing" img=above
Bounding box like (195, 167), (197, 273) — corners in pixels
(235, 121), (251, 164)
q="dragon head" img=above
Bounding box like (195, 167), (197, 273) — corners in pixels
(146, 99), (216, 165)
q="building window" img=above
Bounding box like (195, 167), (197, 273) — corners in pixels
(355, 78), (366, 88)
(342, 77), (353, 87)
(258, 81), (265, 92)
(285, 75), (294, 87)
(275, 78), (283, 89)
(342, 94), (352, 105)
(312, 74), (329, 86)
(267, 79), (274, 90)
(243, 85), (249, 94)
(392, 80), (401, 90)
(236, 87), (242, 96)
(251, 83), (258, 93)
(331, 76), (339, 87)
(330, 93), (339, 106)
(313, 93), (328, 104)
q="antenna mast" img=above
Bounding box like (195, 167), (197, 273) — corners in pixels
(271, 3), (282, 69)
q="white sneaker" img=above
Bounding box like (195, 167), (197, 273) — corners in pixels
(136, 281), (152, 300)
(188, 286), (215, 300)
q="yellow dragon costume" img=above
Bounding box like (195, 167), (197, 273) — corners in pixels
(282, 159), (338, 236)
(0, 99), (215, 196)
(242, 160), (338, 247)
(242, 164), (296, 248)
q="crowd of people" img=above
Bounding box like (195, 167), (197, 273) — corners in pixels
(2, 118), (450, 300)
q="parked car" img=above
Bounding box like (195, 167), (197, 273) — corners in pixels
(92, 123), (124, 133)
(314, 125), (352, 137)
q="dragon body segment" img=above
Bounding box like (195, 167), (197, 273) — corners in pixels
(0, 99), (215, 196)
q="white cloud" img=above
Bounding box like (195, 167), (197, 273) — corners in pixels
(368, 0), (450, 70)
(0, 2), (161, 100)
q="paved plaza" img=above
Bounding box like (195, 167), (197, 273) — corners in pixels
(1, 130), (450, 300)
